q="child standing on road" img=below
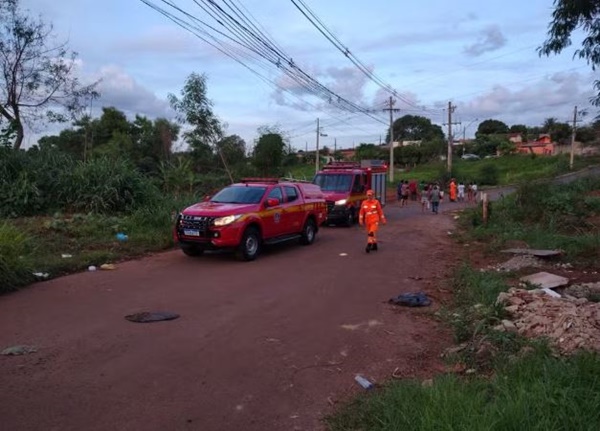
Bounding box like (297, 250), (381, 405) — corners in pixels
(458, 182), (465, 202)
(420, 183), (430, 213)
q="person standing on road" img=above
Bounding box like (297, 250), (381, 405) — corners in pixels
(430, 184), (441, 214)
(471, 182), (478, 203)
(420, 182), (430, 213)
(458, 181), (465, 202)
(359, 189), (386, 253)
(449, 178), (457, 202)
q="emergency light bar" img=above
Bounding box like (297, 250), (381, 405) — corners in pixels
(240, 178), (280, 183)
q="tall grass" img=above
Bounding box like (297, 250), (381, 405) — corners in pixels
(0, 223), (34, 293)
(327, 350), (600, 431)
(0, 148), (161, 217)
(471, 176), (600, 263)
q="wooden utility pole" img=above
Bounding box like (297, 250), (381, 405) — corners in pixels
(315, 118), (327, 174)
(444, 102), (460, 173)
(382, 96), (400, 182)
(570, 106), (577, 170)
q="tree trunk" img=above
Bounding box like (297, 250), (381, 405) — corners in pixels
(13, 119), (24, 150)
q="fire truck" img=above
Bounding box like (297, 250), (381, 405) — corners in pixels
(174, 178), (327, 261)
(312, 160), (388, 226)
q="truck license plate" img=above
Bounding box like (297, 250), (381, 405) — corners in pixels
(183, 229), (200, 236)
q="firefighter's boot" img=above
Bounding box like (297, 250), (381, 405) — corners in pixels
(365, 243), (371, 253)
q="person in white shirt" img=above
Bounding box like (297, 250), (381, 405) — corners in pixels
(457, 182), (465, 202)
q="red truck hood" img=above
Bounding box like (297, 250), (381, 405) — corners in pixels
(322, 191), (350, 202)
(182, 201), (259, 217)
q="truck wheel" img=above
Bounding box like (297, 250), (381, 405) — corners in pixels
(236, 227), (261, 261)
(300, 218), (317, 245)
(180, 244), (204, 257)
(344, 209), (355, 227)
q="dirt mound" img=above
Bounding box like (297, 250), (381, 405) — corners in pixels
(496, 288), (600, 355)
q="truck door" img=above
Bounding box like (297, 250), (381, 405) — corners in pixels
(283, 185), (304, 234)
(262, 186), (286, 238)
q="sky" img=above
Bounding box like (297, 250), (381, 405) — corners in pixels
(18, 0), (600, 151)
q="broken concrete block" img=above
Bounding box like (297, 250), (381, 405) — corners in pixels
(520, 272), (569, 289)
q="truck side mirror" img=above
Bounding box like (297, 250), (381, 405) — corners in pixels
(265, 198), (280, 207)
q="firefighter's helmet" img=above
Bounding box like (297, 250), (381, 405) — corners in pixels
(366, 189), (375, 197)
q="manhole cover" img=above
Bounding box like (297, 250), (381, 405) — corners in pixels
(125, 311), (180, 323)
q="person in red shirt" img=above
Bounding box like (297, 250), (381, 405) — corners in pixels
(359, 189), (386, 253)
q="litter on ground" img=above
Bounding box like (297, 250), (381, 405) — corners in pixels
(100, 263), (117, 270)
(520, 272), (569, 289)
(389, 292), (432, 307)
(125, 311), (180, 323)
(501, 248), (562, 257)
(1, 345), (38, 356)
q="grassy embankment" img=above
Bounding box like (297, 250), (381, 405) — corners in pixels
(0, 148), (206, 293)
(327, 175), (600, 431)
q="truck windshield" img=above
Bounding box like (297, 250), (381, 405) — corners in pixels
(211, 186), (267, 204)
(313, 174), (352, 192)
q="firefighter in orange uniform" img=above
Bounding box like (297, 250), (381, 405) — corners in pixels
(359, 189), (386, 253)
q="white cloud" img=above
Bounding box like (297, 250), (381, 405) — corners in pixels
(270, 65), (370, 111)
(91, 65), (172, 119)
(454, 71), (596, 126)
(463, 25), (507, 57)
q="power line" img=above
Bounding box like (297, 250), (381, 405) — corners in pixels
(289, 0), (443, 114)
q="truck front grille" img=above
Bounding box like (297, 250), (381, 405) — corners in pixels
(179, 215), (215, 237)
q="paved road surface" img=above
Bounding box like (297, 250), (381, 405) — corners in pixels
(0, 202), (459, 431)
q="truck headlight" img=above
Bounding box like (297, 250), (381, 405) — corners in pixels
(214, 215), (242, 226)
(335, 199), (347, 206)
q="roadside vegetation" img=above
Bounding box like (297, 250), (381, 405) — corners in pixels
(327, 176), (600, 430)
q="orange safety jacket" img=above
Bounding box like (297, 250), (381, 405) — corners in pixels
(359, 199), (385, 226)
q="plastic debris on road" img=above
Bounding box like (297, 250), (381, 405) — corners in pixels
(125, 311), (180, 323)
(88, 265), (97, 272)
(100, 263), (116, 270)
(32, 272), (49, 279)
(354, 375), (374, 390)
(2, 345), (37, 356)
(389, 292), (432, 307)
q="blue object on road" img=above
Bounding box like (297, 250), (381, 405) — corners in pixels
(388, 292), (432, 307)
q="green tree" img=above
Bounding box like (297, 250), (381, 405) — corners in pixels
(354, 143), (385, 160)
(475, 119), (509, 137)
(509, 124), (528, 140)
(539, 0), (600, 105)
(541, 117), (572, 144)
(576, 125), (598, 144)
(216, 135), (247, 166)
(0, 0), (99, 149)
(386, 115), (445, 143)
(252, 131), (285, 175)
(473, 135), (509, 156)
(169, 73), (223, 170)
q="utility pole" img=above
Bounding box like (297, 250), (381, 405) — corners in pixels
(315, 118), (327, 174)
(443, 102), (460, 173)
(570, 106), (584, 170)
(334, 137), (337, 160)
(382, 96), (401, 182)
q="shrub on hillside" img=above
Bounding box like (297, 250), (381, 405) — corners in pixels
(478, 164), (499, 186)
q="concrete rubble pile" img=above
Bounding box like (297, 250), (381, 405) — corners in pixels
(496, 288), (600, 355)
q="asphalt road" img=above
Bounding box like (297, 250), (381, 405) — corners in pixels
(0, 202), (457, 431)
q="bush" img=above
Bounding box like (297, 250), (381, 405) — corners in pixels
(478, 163), (499, 186)
(0, 222), (34, 293)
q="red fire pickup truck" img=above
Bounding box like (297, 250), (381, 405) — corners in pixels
(174, 178), (327, 261)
